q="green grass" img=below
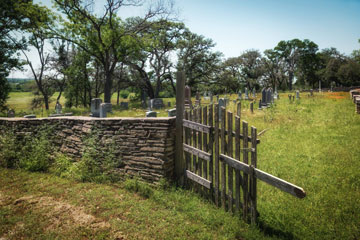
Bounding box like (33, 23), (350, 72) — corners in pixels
(1, 91), (360, 239)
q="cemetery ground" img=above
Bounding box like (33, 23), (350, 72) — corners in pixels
(1, 91), (360, 239)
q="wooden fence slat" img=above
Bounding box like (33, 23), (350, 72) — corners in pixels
(227, 111), (234, 213)
(242, 121), (249, 221)
(203, 106), (208, 180)
(183, 119), (211, 133)
(198, 107), (203, 178)
(237, 102), (241, 118)
(193, 109), (197, 174)
(208, 104), (214, 200)
(185, 170), (211, 189)
(183, 143), (212, 162)
(250, 127), (257, 224)
(214, 104), (220, 207)
(185, 111), (190, 171)
(221, 107), (227, 210)
(220, 154), (306, 198)
(189, 110), (193, 172)
(235, 116), (241, 214)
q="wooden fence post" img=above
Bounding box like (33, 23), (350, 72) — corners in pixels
(175, 71), (185, 185)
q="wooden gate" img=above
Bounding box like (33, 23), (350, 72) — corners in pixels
(182, 103), (306, 224)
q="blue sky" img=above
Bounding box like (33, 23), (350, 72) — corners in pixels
(10, 0), (360, 78)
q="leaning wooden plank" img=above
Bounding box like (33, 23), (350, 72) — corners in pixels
(255, 168), (306, 199)
(185, 170), (211, 189)
(235, 116), (241, 214)
(220, 154), (306, 199)
(183, 119), (211, 133)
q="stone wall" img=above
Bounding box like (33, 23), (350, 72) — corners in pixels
(0, 117), (176, 182)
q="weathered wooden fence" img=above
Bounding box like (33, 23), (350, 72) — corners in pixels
(181, 103), (306, 224)
(174, 72), (306, 225)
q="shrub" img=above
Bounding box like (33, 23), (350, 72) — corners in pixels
(19, 131), (52, 172)
(51, 131), (122, 183)
(0, 130), (20, 168)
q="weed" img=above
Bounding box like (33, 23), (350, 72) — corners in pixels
(124, 177), (154, 198)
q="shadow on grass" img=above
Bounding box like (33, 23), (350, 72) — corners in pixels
(257, 219), (295, 240)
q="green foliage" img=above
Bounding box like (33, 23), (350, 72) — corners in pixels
(18, 131), (52, 172)
(0, 130), (20, 168)
(51, 132), (122, 183)
(119, 89), (130, 99)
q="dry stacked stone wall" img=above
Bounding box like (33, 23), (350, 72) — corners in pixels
(0, 117), (176, 182)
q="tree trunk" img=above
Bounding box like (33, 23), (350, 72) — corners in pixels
(44, 95), (49, 110)
(288, 72), (293, 90)
(104, 71), (112, 103)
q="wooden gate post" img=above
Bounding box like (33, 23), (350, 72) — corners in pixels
(175, 71), (185, 185)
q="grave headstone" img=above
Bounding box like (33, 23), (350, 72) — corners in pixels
(55, 102), (62, 114)
(266, 88), (272, 105)
(296, 90), (300, 99)
(216, 95), (219, 102)
(146, 111), (157, 117)
(184, 85), (192, 108)
(24, 114), (36, 118)
(7, 109), (15, 118)
(274, 86), (278, 100)
(250, 102), (254, 113)
(218, 98), (226, 119)
(64, 112), (73, 116)
(150, 98), (164, 109)
(310, 89), (313, 96)
(244, 87), (249, 100)
(168, 108), (176, 117)
(210, 92), (213, 103)
(168, 102), (171, 107)
(100, 103), (107, 118)
(238, 90), (242, 100)
(91, 98), (102, 117)
(120, 102), (129, 110)
(258, 99), (262, 109)
(261, 88), (267, 107)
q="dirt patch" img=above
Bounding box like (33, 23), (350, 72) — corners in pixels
(12, 195), (110, 231)
(0, 191), (12, 206)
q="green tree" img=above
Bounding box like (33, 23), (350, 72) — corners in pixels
(53, 0), (172, 103)
(262, 49), (287, 90)
(238, 49), (264, 91)
(177, 30), (222, 92)
(0, 0), (33, 111)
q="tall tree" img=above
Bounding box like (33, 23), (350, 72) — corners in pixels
(263, 49), (287, 89)
(177, 30), (222, 91)
(0, 0), (34, 111)
(273, 39), (304, 90)
(238, 49), (263, 91)
(52, 0), (172, 103)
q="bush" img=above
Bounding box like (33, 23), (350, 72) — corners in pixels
(0, 131), (20, 168)
(51, 131), (122, 183)
(19, 131), (52, 172)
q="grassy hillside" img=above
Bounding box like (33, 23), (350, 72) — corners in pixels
(1, 91), (359, 239)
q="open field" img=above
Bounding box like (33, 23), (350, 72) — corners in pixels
(1, 91), (360, 239)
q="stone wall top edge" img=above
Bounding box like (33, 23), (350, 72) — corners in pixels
(0, 116), (176, 122)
